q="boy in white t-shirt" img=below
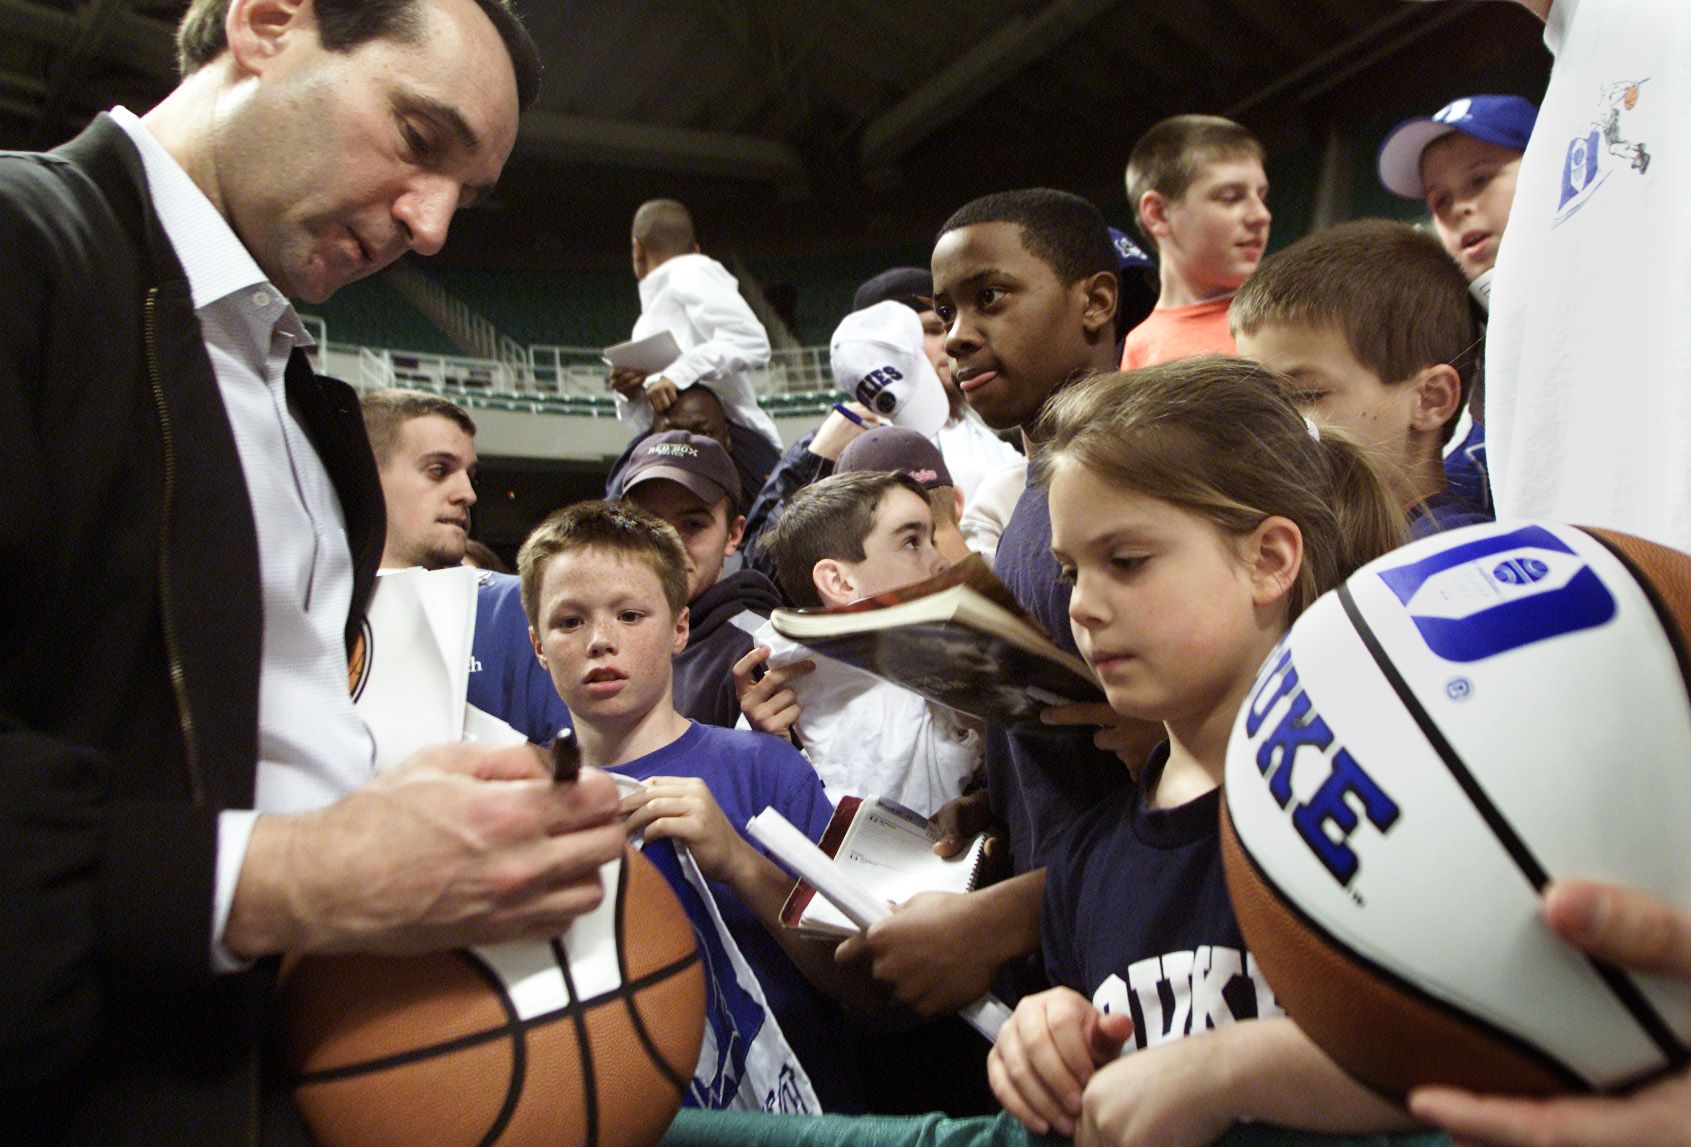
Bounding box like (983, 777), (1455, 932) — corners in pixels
(739, 470), (983, 816)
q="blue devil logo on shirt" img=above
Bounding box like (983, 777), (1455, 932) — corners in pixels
(1373, 524), (1616, 663)
(1557, 78), (1652, 219)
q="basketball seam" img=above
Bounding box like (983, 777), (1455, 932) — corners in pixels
(287, 951), (706, 1086)
(555, 936), (601, 1147)
(1338, 582), (1691, 1078)
(1585, 531), (1691, 707)
(470, 949), (527, 1147)
(1226, 804), (1589, 1093)
(616, 861), (694, 1099)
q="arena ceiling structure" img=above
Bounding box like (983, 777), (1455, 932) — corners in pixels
(0, 0), (1550, 269)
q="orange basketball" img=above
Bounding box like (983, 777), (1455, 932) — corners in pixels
(277, 846), (705, 1147)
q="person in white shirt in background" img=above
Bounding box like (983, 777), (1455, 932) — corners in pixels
(1401, 1), (1691, 1144)
(608, 197), (783, 499)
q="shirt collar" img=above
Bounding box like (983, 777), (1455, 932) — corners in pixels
(109, 106), (303, 335)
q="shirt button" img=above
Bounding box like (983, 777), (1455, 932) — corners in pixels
(252, 290), (271, 308)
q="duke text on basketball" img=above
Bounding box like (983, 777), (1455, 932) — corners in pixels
(1243, 647), (1401, 887)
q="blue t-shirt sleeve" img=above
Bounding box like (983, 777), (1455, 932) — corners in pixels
(468, 573), (573, 745)
(747, 736), (834, 844)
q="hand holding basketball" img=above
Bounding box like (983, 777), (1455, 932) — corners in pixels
(1409, 881), (1691, 1147)
(226, 743), (626, 958)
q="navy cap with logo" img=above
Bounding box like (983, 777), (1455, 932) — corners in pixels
(621, 430), (742, 508)
(836, 425), (954, 491)
(1377, 94), (1538, 199)
(852, 267), (933, 315)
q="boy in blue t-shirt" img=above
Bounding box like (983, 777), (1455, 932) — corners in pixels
(1231, 218), (1492, 539)
(517, 499), (875, 1110)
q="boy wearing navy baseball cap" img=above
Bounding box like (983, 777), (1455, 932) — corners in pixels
(618, 430), (784, 729)
(1378, 94), (1538, 287)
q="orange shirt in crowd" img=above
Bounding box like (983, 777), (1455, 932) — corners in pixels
(1120, 296), (1237, 369)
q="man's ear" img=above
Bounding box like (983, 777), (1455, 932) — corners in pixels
(812, 558), (855, 608)
(1079, 269), (1119, 341)
(1407, 364), (1463, 436)
(1138, 190), (1171, 242)
(1244, 515), (1303, 609)
(224, 0), (311, 74)
(723, 513), (747, 558)
(529, 626), (547, 669)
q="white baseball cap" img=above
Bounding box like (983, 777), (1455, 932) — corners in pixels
(829, 301), (949, 437)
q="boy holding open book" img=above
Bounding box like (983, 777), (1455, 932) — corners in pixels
(741, 470), (983, 817)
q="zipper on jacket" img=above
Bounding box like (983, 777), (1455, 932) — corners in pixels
(144, 288), (205, 806)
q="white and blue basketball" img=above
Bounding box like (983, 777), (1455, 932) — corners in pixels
(1220, 521), (1691, 1098)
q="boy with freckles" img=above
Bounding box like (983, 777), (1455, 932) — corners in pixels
(518, 500), (875, 1111)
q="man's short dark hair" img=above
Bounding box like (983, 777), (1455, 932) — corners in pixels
(176, 0), (542, 110)
(632, 199), (698, 258)
(937, 188), (1118, 288)
(360, 388), (476, 468)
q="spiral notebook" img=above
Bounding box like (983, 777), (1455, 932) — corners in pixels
(776, 795), (990, 940)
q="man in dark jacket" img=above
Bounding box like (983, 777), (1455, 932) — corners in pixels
(0, 1), (624, 1141)
(620, 431), (783, 727)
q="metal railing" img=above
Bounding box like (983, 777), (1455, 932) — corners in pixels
(347, 341), (840, 419)
(526, 343), (838, 400)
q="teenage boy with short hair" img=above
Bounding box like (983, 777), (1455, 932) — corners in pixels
(619, 430), (782, 728)
(743, 471), (979, 817)
(1230, 218), (1491, 537)
(1121, 114), (1271, 369)
(835, 188), (1156, 1017)
(518, 500), (871, 1111)
(361, 388), (480, 571)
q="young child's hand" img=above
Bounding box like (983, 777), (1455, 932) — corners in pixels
(732, 645), (813, 737)
(1039, 700), (1163, 779)
(927, 788), (996, 858)
(988, 986), (1133, 1137)
(835, 886), (1007, 1015)
(618, 776), (753, 885)
(1075, 1030), (1236, 1147)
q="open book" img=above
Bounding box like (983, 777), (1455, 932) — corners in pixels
(774, 796), (990, 941)
(748, 804), (1012, 1043)
(767, 553), (1103, 731)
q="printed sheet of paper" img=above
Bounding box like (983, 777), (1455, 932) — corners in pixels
(353, 566), (479, 769)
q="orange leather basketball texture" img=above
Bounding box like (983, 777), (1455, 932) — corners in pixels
(278, 847), (705, 1147)
(1220, 801), (1567, 1100)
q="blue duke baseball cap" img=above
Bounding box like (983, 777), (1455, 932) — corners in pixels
(1108, 227), (1154, 273)
(1377, 94), (1538, 199)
